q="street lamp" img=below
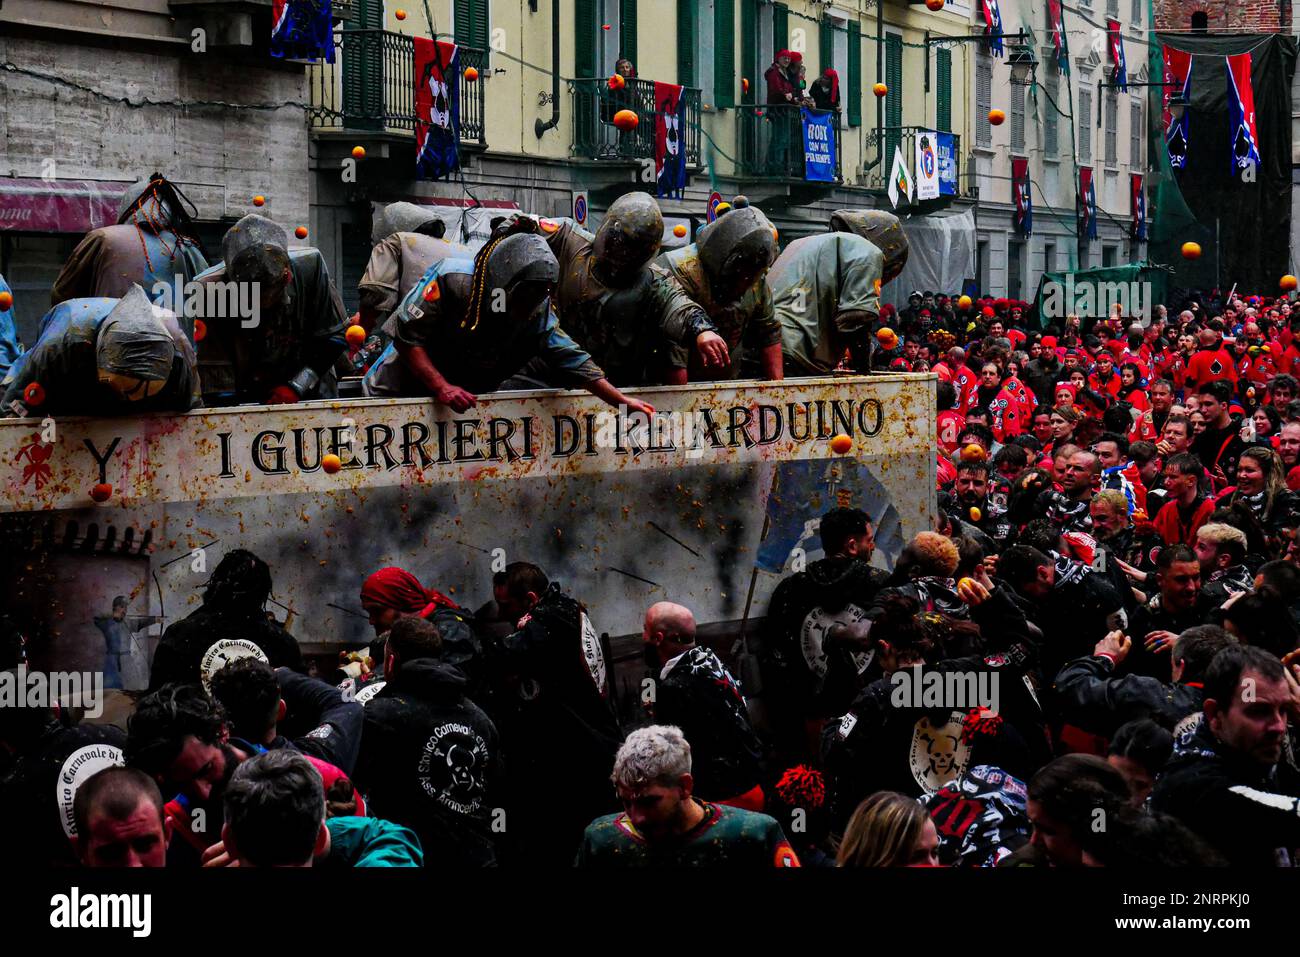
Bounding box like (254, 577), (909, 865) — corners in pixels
(1008, 44), (1038, 86)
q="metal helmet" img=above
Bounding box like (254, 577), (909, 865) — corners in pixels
(830, 209), (909, 285)
(222, 214), (292, 286)
(485, 233), (559, 294)
(371, 201), (444, 244)
(592, 192), (663, 281)
(697, 206), (777, 295)
(96, 284), (176, 383)
(116, 175), (176, 229)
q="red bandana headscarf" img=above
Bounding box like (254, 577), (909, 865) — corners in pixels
(360, 567), (457, 618)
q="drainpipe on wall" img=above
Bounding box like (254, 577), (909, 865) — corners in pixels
(535, 0), (561, 137)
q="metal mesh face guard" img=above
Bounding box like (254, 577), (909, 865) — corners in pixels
(223, 214), (293, 287)
(592, 192), (664, 279)
(486, 233), (560, 296)
(698, 206), (777, 295)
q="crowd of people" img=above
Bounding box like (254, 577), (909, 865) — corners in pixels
(4, 173), (1300, 870)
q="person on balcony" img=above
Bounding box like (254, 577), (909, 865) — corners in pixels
(773, 210), (911, 377)
(795, 63), (816, 108)
(656, 203), (782, 382)
(50, 173), (209, 315)
(811, 69), (840, 114)
(362, 221), (654, 418)
(764, 51), (802, 175)
(191, 214), (350, 405)
(509, 194), (729, 386)
(602, 58), (638, 157)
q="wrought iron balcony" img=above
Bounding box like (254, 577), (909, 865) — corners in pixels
(862, 125), (962, 199)
(570, 78), (702, 167)
(737, 104), (843, 183)
(307, 29), (486, 149)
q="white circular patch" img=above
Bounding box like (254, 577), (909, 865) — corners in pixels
(799, 604), (873, 678)
(199, 639), (269, 693)
(355, 680), (387, 706)
(57, 744), (124, 839)
(908, 711), (972, 794)
(579, 612), (607, 693)
(417, 722), (491, 816)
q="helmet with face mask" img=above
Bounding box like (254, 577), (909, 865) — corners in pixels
(116, 174), (176, 230)
(697, 206), (777, 298)
(591, 192), (663, 285)
(96, 284), (177, 400)
(371, 201), (445, 244)
(222, 214), (293, 292)
(476, 234), (559, 328)
(830, 209), (909, 285)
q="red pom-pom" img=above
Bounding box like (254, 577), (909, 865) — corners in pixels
(774, 764), (826, 809)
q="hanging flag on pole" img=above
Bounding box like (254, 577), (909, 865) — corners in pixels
(1163, 46), (1192, 170)
(1012, 157), (1032, 237)
(1079, 167), (1097, 240)
(888, 144), (914, 210)
(1131, 173), (1146, 241)
(1048, 0), (1069, 74)
(980, 0), (1005, 57)
(414, 37), (461, 181)
(654, 82), (688, 199)
(915, 131), (940, 200)
(1226, 52), (1262, 176)
(1107, 19), (1127, 91)
(270, 0), (334, 62)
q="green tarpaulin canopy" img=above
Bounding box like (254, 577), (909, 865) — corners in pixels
(1030, 263), (1169, 330)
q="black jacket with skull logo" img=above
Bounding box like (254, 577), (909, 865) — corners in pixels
(354, 657), (502, 868)
(819, 587), (1051, 835)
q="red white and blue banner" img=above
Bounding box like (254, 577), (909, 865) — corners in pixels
(981, 0), (1004, 56)
(654, 82), (688, 198)
(1226, 52), (1262, 175)
(414, 38), (461, 181)
(270, 0), (334, 62)
(1048, 0), (1069, 73)
(1079, 166), (1097, 240)
(1012, 157), (1032, 236)
(1107, 19), (1127, 91)
(1131, 173), (1146, 241)
(1163, 46), (1192, 170)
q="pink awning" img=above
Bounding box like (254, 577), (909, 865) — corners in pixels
(0, 178), (129, 233)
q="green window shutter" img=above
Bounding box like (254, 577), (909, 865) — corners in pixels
(575, 0), (598, 78)
(936, 47), (951, 131)
(343, 0), (383, 130)
(772, 3), (788, 58)
(620, 0), (637, 65)
(847, 20), (862, 127)
(677, 0), (697, 87)
(819, 19), (834, 76)
(885, 34), (902, 161)
(741, 0), (758, 104)
(714, 0), (736, 108)
(885, 34), (902, 127)
(454, 0), (489, 49)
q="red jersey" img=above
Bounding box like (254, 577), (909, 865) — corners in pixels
(1184, 347), (1239, 391)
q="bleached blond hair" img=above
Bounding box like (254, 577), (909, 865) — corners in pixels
(611, 725), (692, 789)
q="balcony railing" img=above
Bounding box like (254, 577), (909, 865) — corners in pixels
(570, 78), (702, 167)
(307, 29), (486, 148)
(737, 104), (843, 183)
(862, 126), (961, 197)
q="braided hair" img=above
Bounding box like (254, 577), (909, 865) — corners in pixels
(462, 216), (539, 331)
